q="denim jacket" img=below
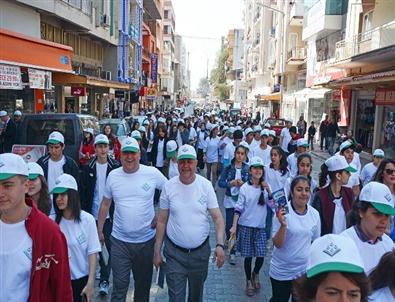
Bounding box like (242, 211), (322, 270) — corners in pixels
(218, 162), (250, 197)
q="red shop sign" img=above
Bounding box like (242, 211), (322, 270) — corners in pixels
(375, 88), (395, 105)
(71, 86), (86, 96)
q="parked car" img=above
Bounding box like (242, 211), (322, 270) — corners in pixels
(99, 118), (131, 142)
(17, 113), (99, 162)
(264, 118), (287, 136)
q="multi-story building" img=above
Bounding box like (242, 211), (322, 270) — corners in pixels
(160, 0), (176, 109)
(174, 34), (190, 107)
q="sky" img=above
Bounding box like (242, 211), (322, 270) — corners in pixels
(171, 0), (244, 90)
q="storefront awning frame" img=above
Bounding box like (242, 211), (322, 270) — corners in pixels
(53, 73), (131, 90)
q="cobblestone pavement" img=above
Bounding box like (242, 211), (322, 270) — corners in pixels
(93, 149), (326, 302)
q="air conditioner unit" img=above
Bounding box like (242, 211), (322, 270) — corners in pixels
(102, 14), (110, 27)
(101, 70), (112, 80)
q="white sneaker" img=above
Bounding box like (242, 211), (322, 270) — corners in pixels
(99, 281), (109, 296)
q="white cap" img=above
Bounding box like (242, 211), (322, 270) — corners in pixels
(0, 153), (28, 180)
(14, 110), (22, 116)
(131, 130), (142, 140)
(94, 134), (109, 145)
(177, 144), (196, 160)
(237, 120), (243, 125)
(249, 156), (264, 168)
(228, 127), (235, 134)
(0, 110), (7, 117)
(46, 131), (64, 145)
(306, 234), (364, 278)
(373, 149), (385, 158)
(239, 141), (250, 150)
(260, 129), (270, 137)
(166, 140), (178, 158)
(50, 173), (78, 194)
(121, 137), (140, 153)
(325, 155), (357, 173)
(269, 130), (276, 137)
(27, 162), (44, 180)
(286, 118), (293, 124)
(339, 140), (354, 152)
(138, 125), (146, 133)
(264, 123), (271, 129)
(235, 125), (242, 130)
(253, 125), (262, 133)
(84, 128), (94, 136)
(359, 181), (395, 215)
(142, 119), (150, 125)
(158, 117), (166, 124)
(244, 127), (253, 136)
(297, 138), (309, 148)
(223, 125), (229, 131)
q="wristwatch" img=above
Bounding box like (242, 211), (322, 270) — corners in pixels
(216, 244), (225, 250)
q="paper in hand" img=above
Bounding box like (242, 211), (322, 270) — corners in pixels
(272, 188), (289, 214)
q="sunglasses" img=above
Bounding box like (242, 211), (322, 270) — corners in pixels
(384, 168), (395, 175)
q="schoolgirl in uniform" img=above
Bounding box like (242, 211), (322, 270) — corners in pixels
(338, 140), (361, 197)
(51, 174), (101, 302)
(264, 146), (289, 193)
(27, 162), (51, 215)
(229, 157), (273, 297)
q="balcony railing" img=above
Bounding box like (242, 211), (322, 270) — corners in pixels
(335, 20), (395, 62)
(287, 47), (306, 61)
(61, 0), (92, 15)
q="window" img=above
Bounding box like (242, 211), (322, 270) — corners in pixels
(164, 25), (169, 34)
(26, 119), (75, 145)
(363, 11), (373, 33)
(289, 33), (297, 51)
(164, 10), (169, 19)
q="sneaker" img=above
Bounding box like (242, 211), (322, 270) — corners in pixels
(99, 281), (109, 296)
(245, 280), (255, 297)
(229, 254), (236, 265)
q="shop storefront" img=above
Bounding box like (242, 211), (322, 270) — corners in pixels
(375, 88), (395, 159)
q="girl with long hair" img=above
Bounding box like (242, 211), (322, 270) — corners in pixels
(27, 162), (51, 215)
(79, 128), (95, 166)
(103, 124), (121, 160)
(369, 251), (395, 301)
(264, 146), (289, 193)
(339, 140), (361, 197)
(151, 124), (168, 173)
(196, 122), (207, 172)
(204, 125), (221, 188)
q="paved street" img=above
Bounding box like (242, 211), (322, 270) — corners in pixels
(92, 148), (330, 301)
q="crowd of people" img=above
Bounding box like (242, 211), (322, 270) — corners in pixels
(1, 108), (395, 302)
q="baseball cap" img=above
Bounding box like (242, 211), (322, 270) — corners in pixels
(359, 181), (395, 215)
(50, 174), (78, 194)
(244, 127), (253, 136)
(158, 117), (166, 124)
(264, 123), (271, 129)
(166, 140), (178, 158)
(27, 162), (44, 180)
(131, 130), (142, 140)
(138, 125), (146, 133)
(269, 130), (276, 137)
(0, 153), (28, 180)
(373, 149), (385, 158)
(228, 127), (235, 134)
(260, 129), (270, 137)
(14, 110), (22, 116)
(249, 156), (264, 168)
(46, 131), (64, 145)
(121, 137), (140, 153)
(94, 134), (109, 145)
(325, 155), (357, 173)
(0, 110), (7, 117)
(177, 144), (196, 160)
(297, 138), (309, 148)
(306, 234), (364, 278)
(239, 141), (250, 150)
(84, 128), (94, 136)
(142, 119), (150, 126)
(253, 125), (262, 133)
(339, 140), (355, 152)
(223, 125), (229, 131)
(237, 120), (243, 125)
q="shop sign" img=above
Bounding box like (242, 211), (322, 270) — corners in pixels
(332, 89), (341, 101)
(28, 68), (52, 89)
(375, 88), (395, 105)
(150, 53), (158, 83)
(115, 90), (125, 98)
(12, 145), (46, 163)
(145, 87), (157, 100)
(71, 86), (86, 96)
(0, 64), (22, 90)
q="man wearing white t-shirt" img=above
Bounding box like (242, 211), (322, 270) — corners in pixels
(252, 129), (272, 166)
(360, 149), (385, 186)
(154, 145), (225, 302)
(287, 138), (309, 177)
(97, 137), (167, 302)
(280, 120), (292, 154)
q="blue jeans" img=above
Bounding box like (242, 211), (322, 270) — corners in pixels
(326, 136), (335, 156)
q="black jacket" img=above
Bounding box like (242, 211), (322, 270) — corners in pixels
(151, 137), (168, 167)
(37, 154), (80, 188)
(81, 156), (120, 216)
(1, 118), (16, 152)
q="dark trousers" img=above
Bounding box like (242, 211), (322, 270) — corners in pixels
(197, 148), (205, 170)
(98, 218), (113, 283)
(320, 133), (326, 150)
(110, 236), (155, 302)
(225, 207), (235, 255)
(269, 277), (297, 302)
(72, 275), (89, 302)
(164, 237), (211, 302)
(308, 135), (314, 150)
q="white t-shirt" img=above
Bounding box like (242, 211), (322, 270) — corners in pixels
(48, 156), (66, 215)
(223, 142), (236, 163)
(287, 153), (298, 177)
(204, 137), (220, 163)
(369, 287), (395, 302)
(104, 165), (167, 243)
(250, 138), (260, 150)
(197, 131), (207, 149)
(168, 160), (179, 179)
(280, 128), (291, 152)
(341, 227), (395, 274)
(156, 139), (165, 168)
(189, 127), (197, 141)
(360, 162), (377, 186)
(0, 219), (32, 302)
(265, 166), (290, 193)
(160, 175), (219, 249)
(270, 203), (321, 280)
(51, 211), (101, 280)
(235, 183), (269, 228)
(92, 162), (108, 219)
(344, 170), (360, 189)
(332, 197), (347, 234)
(252, 145), (272, 167)
(219, 137), (232, 159)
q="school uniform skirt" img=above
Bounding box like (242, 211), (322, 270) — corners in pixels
(236, 225), (267, 258)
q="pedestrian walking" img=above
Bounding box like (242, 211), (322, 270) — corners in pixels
(244, 127), (254, 147)
(287, 126), (300, 155)
(204, 124), (221, 188)
(132, 130), (149, 165)
(287, 138), (309, 177)
(218, 144), (250, 265)
(360, 149), (385, 186)
(196, 122), (208, 172)
(97, 137), (167, 302)
(103, 124), (121, 161)
(166, 140), (179, 179)
(81, 134), (120, 296)
(79, 128), (95, 167)
(27, 162), (51, 215)
(293, 234), (369, 302)
(307, 121), (316, 150)
(296, 116), (307, 138)
(13, 110), (22, 144)
(325, 117), (340, 156)
(319, 115), (329, 151)
(264, 146), (289, 193)
(223, 129), (243, 168)
(342, 181), (395, 274)
(279, 120), (292, 154)
(0, 153), (73, 301)
(338, 140), (361, 197)
(268, 130), (277, 146)
(250, 125), (262, 150)
(312, 155), (356, 235)
(229, 156), (273, 297)
(154, 144), (225, 302)
(251, 129), (272, 166)
(51, 174), (101, 302)
(269, 176), (321, 302)
(369, 251), (395, 301)
(0, 110), (16, 153)
(372, 158), (395, 204)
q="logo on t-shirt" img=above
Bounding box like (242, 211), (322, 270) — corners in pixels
(77, 233), (87, 245)
(0, 161), (4, 168)
(23, 247), (32, 260)
(323, 242), (341, 257)
(197, 195), (207, 205)
(142, 183), (151, 192)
